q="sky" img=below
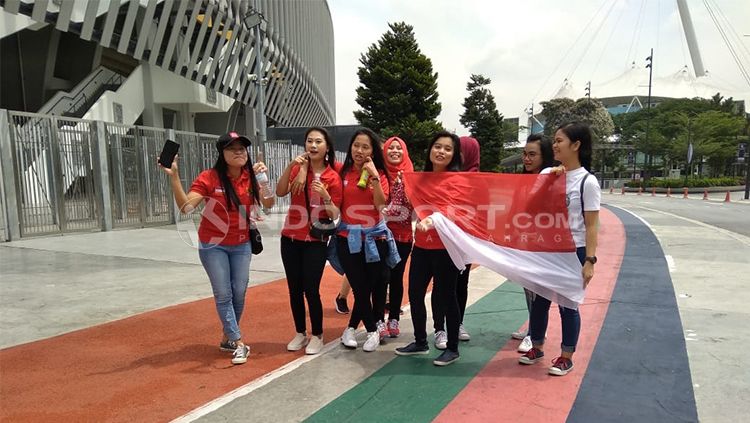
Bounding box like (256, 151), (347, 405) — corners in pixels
(328, 0), (750, 135)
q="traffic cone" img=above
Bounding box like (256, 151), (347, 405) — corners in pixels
(666, 187), (672, 197)
(683, 188), (689, 199)
(638, 187), (643, 195)
(621, 186), (625, 195)
(724, 191), (731, 203)
(609, 186), (614, 194)
(651, 187), (656, 196)
(702, 189), (708, 200)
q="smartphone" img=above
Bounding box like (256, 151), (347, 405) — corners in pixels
(158, 139), (180, 169)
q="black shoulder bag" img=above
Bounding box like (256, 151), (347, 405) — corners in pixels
(239, 204), (263, 255)
(304, 168), (337, 241)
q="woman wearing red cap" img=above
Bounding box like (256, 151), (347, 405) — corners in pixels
(160, 132), (274, 365)
(378, 136), (415, 339)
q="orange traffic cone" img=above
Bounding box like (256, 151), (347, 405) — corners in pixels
(724, 191), (731, 202)
(702, 189), (708, 200)
(651, 187), (656, 196)
(683, 188), (689, 199)
(666, 187), (672, 197)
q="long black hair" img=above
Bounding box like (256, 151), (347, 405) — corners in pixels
(305, 126), (336, 166)
(339, 128), (389, 181)
(424, 131), (462, 172)
(213, 146), (260, 211)
(556, 122), (593, 171)
(523, 133), (555, 174)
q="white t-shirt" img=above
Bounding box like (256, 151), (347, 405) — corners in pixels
(541, 166), (601, 247)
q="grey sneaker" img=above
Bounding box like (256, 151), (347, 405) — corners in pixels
(220, 340), (237, 352)
(458, 324), (471, 341)
(434, 330), (447, 350)
(395, 342), (429, 356)
(231, 345), (250, 365)
(433, 349), (460, 366)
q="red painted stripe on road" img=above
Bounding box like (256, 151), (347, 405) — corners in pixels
(434, 208), (626, 422)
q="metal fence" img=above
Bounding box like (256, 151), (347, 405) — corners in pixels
(0, 109), (305, 240)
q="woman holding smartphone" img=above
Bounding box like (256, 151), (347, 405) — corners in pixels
(160, 132), (275, 365)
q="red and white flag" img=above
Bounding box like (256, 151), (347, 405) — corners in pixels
(403, 172), (585, 308)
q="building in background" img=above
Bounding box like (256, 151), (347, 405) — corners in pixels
(0, 0), (336, 135)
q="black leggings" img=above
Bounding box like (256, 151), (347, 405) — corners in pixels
(337, 236), (388, 333)
(280, 236), (328, 336)
(408, 247), (461, 352)
(432, 264), (470, 331)
(381, 241), (413, 322)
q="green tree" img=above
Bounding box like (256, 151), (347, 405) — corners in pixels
(460, 74), (512, 171)
(539, 97), (615, 141)
(354, 22), (442, 165)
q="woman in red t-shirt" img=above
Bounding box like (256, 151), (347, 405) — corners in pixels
(337, 128), (391, 352)
(379, 136), (414, 338)
(276, 127), (343, 355)
(395, 131), (463, 367)
(160, 132), (275, 366)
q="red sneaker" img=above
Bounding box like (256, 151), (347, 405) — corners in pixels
(387, 319), (400, 337)
(548, 357), (574, 376)
(518, 347), (545, 365)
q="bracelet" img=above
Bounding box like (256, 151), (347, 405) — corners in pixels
(323, 198), (332, 205)
(369, 175), (380, 182)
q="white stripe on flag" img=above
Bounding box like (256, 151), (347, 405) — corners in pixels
(430, 213), (585, 309)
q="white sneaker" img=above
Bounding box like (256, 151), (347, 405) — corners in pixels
(287, 332), (308, 351)
(305, 335), (324, 355)
(231, 345), (250, 365)
(341, 327), (357, 348)
(458, 324), (471, 341)
(363, 331), (380, 352)
(517, 335), (533, 353)
(511, 329), (527, 340)
(434, 330), (447, 350)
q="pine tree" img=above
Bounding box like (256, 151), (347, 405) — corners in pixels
(460, 74), (510, 171)
(354, 22), (443, 166)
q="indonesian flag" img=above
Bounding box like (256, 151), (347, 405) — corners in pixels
(403, 172), (584, 309)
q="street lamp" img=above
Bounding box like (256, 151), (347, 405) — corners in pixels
(243, 6), (267, 146)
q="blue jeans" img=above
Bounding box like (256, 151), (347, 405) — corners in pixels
(199, 242), (251, 342)
(528, 247), (586, 353)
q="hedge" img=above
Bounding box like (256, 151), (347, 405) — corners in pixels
(625, 177), (745, 188)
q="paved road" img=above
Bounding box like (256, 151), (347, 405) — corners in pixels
(603, 191), (750, 237)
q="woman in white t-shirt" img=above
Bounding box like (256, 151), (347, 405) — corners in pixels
(518, 122), (601, 376)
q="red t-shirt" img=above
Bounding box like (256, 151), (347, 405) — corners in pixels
(414, 226), (444, 249)
(339, 166), (390, 237)
(190, 169), (256, 246)
(281, 164), (343, 241)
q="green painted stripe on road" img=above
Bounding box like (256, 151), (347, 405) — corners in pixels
(305, 282), (527, 423)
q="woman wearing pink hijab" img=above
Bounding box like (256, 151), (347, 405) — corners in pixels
(378, 136), (415, 339)
(431, 136), (480, 349)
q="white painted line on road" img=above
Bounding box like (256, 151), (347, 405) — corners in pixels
(629, 205), (750, 247)
(665, 255), (676, 273)
(609, 205), (653, 230)
(171, 302), (414, 423)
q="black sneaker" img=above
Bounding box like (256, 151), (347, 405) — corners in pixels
(433, 350), (460, 366)
(395, 342), (429, 356)
(335, 295), (350, 314)
(220, 340), (237, 352)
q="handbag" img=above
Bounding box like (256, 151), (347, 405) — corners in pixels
(240, 204), (263, 255)
(304, 168), (337, 241)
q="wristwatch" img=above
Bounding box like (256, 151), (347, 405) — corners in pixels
(585, 256), (597, 265)
(323, 198), (332, 205)
(369, 175), (380, 182)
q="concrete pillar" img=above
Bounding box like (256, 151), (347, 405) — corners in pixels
(92, 121), (113, 231)
(0, 110), (22, 240)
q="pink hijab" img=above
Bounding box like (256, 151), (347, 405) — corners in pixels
(383, 136), (414, 176)
(460, 136), (480, 172)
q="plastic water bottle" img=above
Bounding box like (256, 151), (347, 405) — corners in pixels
(255, 152), (274, 199)
(255, 171), (274, 199)
(310, 172), (322, 206)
